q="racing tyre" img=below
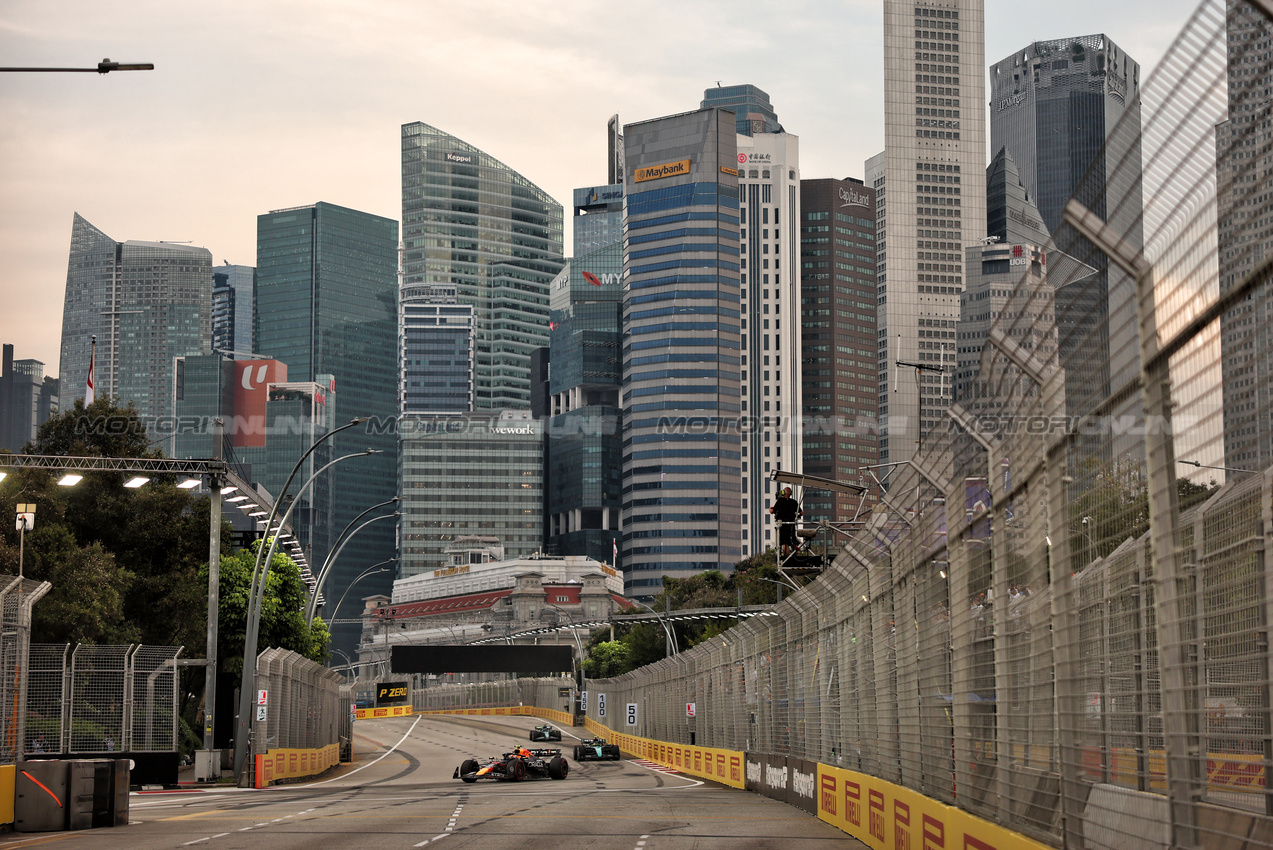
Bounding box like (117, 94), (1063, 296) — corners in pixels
(508, 758), (526, 781)
(459, 759), (478, 783)
(549, 756), (569, 780)
(608, 747), (622, 760)
(573, 746), (582, 761)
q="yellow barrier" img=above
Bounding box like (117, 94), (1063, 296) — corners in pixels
(0, 764), (13, 826)
(583, 718), (745, 789)
(816, 764), (1052, 850)
(413, 705), (575, 726)
(355, 704), (415, 720)
(254, 743), (341, 789)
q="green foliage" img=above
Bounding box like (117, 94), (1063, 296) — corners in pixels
(581, 640), (630, 678)
(587, 548), (801, 679)
(0, 397), (234, 647)
(203, 541), (330, 677)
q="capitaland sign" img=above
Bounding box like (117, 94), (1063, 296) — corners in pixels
(839, 186), (870, 208)
(446, 152), (474, 164)
(995, 91), (1027, 112)
(634, 159), (690, 183)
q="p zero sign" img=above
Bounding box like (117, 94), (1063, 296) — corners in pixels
(634, 158), (690, 183)
(376, 681), (410, 706)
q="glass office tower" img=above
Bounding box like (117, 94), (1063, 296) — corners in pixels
(256, 202), (398, 654)
(990, 34), (1142, 419)
(701, 84), (782, 137)
(546, 241), (623, 565)
(401, 122), (564, 410)
(400, 284), (474, 414)
(59, 214), (212, 433)
(874, 0), (987, 466)
(620, 108), (744, 594)
(212, 264), (257, 357)
(398, 410), (544, 577)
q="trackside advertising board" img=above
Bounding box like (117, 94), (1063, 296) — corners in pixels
(744, 753), (818, 814)
(254, 744), (340, 788)
(355, 704), (414, 720)
(816, 763), (1051, 850)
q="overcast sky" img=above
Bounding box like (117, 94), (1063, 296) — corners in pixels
(0, 0), (1202, 378)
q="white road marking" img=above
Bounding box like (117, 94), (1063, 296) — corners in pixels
(413, 834), (450, 847)
(294, 714), (423, 787)
(181, 839), (209, 846)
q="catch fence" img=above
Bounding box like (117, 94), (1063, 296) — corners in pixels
(0, 576), (50, 762)
(25, 643), (183, 756)
(419, 3), (1273, 847)
(247, 648), (352, 784)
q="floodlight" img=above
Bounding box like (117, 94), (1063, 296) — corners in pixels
(177, 478), (200, 489)
(123, 476), (150, 488)
(57, 474), (83, 486)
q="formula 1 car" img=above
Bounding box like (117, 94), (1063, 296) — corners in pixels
(573, 737), (622, 761)
(454, 746), (569, 782)
(529, 724), (562, 742)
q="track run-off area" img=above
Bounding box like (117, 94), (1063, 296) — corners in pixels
(0, 714), (863, 850)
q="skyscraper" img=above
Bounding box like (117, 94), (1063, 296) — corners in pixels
(875, 0), (987, 467)
(212, 264), (257, 357)
(621, 108), (744, 593)
(1217, 0), (1273, 472)
(256, 201), (398, 653)
(701, 84), (783, 136)
(0, 345), (58, 452)
(989, 34), (1142, 418)
(799, 178), (879, 526)
(734, 124), (802, 554)
(59, 214), (212, 426)
(399, 284), (474, 414)
(400, 122), (564, 410)
(398, 410), (544, 577)
(546, 241), (623, 565)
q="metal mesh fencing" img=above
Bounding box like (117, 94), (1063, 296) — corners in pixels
(400, 3), (1273, 846)
(0, 577), (51, 762)
(46, 644), (185, 754)
(251, 648), (348, 756)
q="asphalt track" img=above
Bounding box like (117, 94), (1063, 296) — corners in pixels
(0, 714), (865, 849)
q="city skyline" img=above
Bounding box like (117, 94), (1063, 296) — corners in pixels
(2, 0), (1199, 378)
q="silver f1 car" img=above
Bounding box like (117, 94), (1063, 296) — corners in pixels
(454, 746), (569, 782)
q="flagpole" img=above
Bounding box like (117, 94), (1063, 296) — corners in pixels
(85, 334), (96, 405)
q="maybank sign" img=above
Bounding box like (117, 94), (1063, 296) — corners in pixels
(634, 159), (691, 183)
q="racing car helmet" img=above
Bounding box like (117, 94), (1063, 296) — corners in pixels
(517, 746), (531, 758)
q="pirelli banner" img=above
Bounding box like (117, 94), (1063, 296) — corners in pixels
(583, 717), (744, 789)
(254, 743), (340, 788)
(356, 704), (414, 720)
(816, 764), (1052, 850)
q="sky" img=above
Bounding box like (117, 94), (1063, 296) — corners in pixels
(0, 0), (1203, 379)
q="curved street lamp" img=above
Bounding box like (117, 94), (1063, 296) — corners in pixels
(306, 511), (400, 626)
(232, 417), (370, 781)
(626, 598), (680, 655)
(321, 559), (397, 629)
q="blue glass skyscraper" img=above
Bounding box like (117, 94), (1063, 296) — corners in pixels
(620, 108), (744, 593)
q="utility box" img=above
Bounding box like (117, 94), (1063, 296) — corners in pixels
(15, 760), (69, 832)
(194, 749), (220, 782)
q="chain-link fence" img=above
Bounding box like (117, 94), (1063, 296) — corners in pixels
(413, 677), (574, 714)
(24, 643), (183, 756)
(0, 576), (51, 762)
(251, 648), (349, 755)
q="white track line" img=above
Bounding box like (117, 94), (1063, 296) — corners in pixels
(294, 715), (423, 787)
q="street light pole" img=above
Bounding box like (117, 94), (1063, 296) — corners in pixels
(323, 560), (396, 629)
(627, 598), (679, 655)
(305, 511), (400, 626)
(232, 417), (368, 783)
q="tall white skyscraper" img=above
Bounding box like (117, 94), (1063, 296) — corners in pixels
(874, 0), (986, 466)
(735, 128), (802, 555)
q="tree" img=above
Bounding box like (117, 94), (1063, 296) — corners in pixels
(204, 541), (330, 677)
(581, 640), (630, 678)
(0, 397), (233, 647)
